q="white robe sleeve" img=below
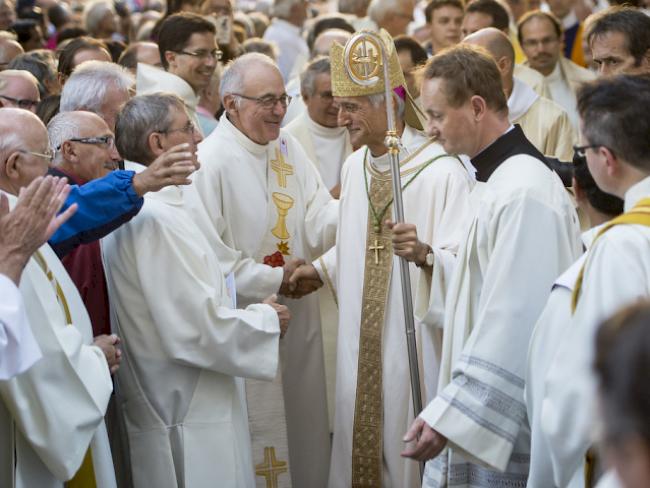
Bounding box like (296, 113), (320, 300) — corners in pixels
(0, 274), (41, 380)
(542, 229), (650, 486)
(420, 193), (578, 471)
(0, 259), (112, 481)
(131, 215), (281, 381)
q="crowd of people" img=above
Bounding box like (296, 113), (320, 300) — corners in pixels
(0, 0), (649, 486)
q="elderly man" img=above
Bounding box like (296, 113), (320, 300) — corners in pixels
(0, 69), (40, 113)
(0, 37), (23, 70)
(292, 30), (473, 488)
(518, 11), (594, 129)
(0, 108), (115, 488)
(138, 12), (220, 135)
(60, 60), (133, 133)
(194, 52), (337, 488)
(585, 6), (650, 77)
(367, 0), (416, 37)
(400, 45), (581, 487)
(465, 28), (575, 161)
(103, 92), (289, 488)
(0, 176), (75, 380)
(263, 0), (309, 82)
(286, 57), (352, 196)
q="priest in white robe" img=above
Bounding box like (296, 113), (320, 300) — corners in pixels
(541, 75), (650, 488)
(465, 28), (576, 162)
(193, 53), (338, 488)
(104, 93), (288, 488)
(402, 45), (582, 488)
(289, 31), (474, 487)
(0, 109), (115, 488)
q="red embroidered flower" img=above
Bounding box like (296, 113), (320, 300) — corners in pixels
(263, 251), (285, 267)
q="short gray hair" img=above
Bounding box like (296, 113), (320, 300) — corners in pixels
(300, 56), (331, 97)
(220, 52), (278, 105)
(272, 0), (302, 19)
(368, 0), (405, 22)
(60, 60), (134, 114)
(83, 0), (116, 36)
(47, 111), (86, 164)
(367, 91), (405, 119)
(115, 92), (186, 164)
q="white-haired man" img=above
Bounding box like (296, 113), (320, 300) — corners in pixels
(103, 92), (290, 487)
(263, 0), (309, 82)
(292, 30), (473, 488)
(368, 0), (415, 37)
(194, 52), (337, 488)
(0, 69), (40, 113)
(60, 60), (134, 132)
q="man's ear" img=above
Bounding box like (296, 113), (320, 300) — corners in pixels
(4, 151), (21, 181)
(164, 50), (177, 70)
(60, 140), (78, 165)
(469, 94), (487, 121)
(600, 146), (619, 179)
(147, 131), (165, 157)
(223, 94), (238, 114)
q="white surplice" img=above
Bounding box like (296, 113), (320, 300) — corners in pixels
(194, 113), (338, 488)
(322, 126), (474, 488)
(418, 146), (582, 487)
(508, 77), (576, 161)
(0, 274), (41, 379)
(285, 111), (352, 191)
(102, 165), (282, 488)
(0, 193), (114, 488)
(541, 176), (650, 487)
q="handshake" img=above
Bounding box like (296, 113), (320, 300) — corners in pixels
(278, 258), (323, 299)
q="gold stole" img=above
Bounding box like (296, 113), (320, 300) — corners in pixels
(571, 197), (650, 312)
(570, 198), (650, 488)
(352, 175), (393, 488)
(32, 251), (98, 488)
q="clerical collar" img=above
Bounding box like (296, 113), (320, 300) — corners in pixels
(623, 175), (650, 211)
(220, 112), (269, 156)
(470, 124), (548, 182)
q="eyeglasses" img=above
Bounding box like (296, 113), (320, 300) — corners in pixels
(521, 37), (560, 49)
(573, 144), (602, 158)
(60, 135), (115, 150)
(233, 93), (292, 109)
(158, 121), (197, 135)
(20, 149), (54, 162)
(0, 94), (39, 110)
(176, 49), (223, 61)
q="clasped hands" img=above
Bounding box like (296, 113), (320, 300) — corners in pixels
(278, 258), (323, 299)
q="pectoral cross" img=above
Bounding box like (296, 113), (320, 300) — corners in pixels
(255, 447), (288, 488)
(270, 148), (293, 188)
(368, 239), (385, 265)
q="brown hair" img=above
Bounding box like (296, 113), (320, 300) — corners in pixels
(424, 0), (464, 24)
(57, 36), (109, 80)
(423, 44), (507, 113)
(157, 12), (216, 70)
(517, 10), (562, 46)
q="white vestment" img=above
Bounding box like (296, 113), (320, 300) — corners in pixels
(0, 274), (41, 379)
(513, 64), (550, 99)
(417, 128), (582, 487)
(263, 18), (309, 83)
(194, 114), (338, 488)
(102, 165), (281, 488)
(541, 176), (650, 487)
(0, 193), (114, 488)
(323, 126), (474, 488)
(508, 77), (576, 161)
(285, 111), (352, 191)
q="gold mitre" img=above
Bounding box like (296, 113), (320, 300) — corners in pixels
(330, 28), (425, 130)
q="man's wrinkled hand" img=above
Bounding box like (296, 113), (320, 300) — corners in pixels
(132, 143), (199, 195)
(263, 294), (291, 337)
(93, 334), (122, 374)
(286, 263), (323, 299)
(386, 220), (431, 266)
(401, 417), (447, 461)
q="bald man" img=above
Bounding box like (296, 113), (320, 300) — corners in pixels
(465, 28), (575, 161)
(0, 69), (40, 113)
(311, 28), (353, 57)
(0, 38), (23, 71)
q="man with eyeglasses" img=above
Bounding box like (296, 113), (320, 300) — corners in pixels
(195, 52), (338, 488)
(0, 69), (40, 113)
(138, 12), (221, 136)
(518, 11), (594, 130)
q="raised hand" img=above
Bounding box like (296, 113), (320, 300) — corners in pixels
(131, 143), (199, 195)
(286, 263), (323, 299)
(93, 334), (122, 374)
(263, 294), (291, 338)
(401, 417), (447, 461)
(386, 220), (431, 267)
(0, 176), (78, 284)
